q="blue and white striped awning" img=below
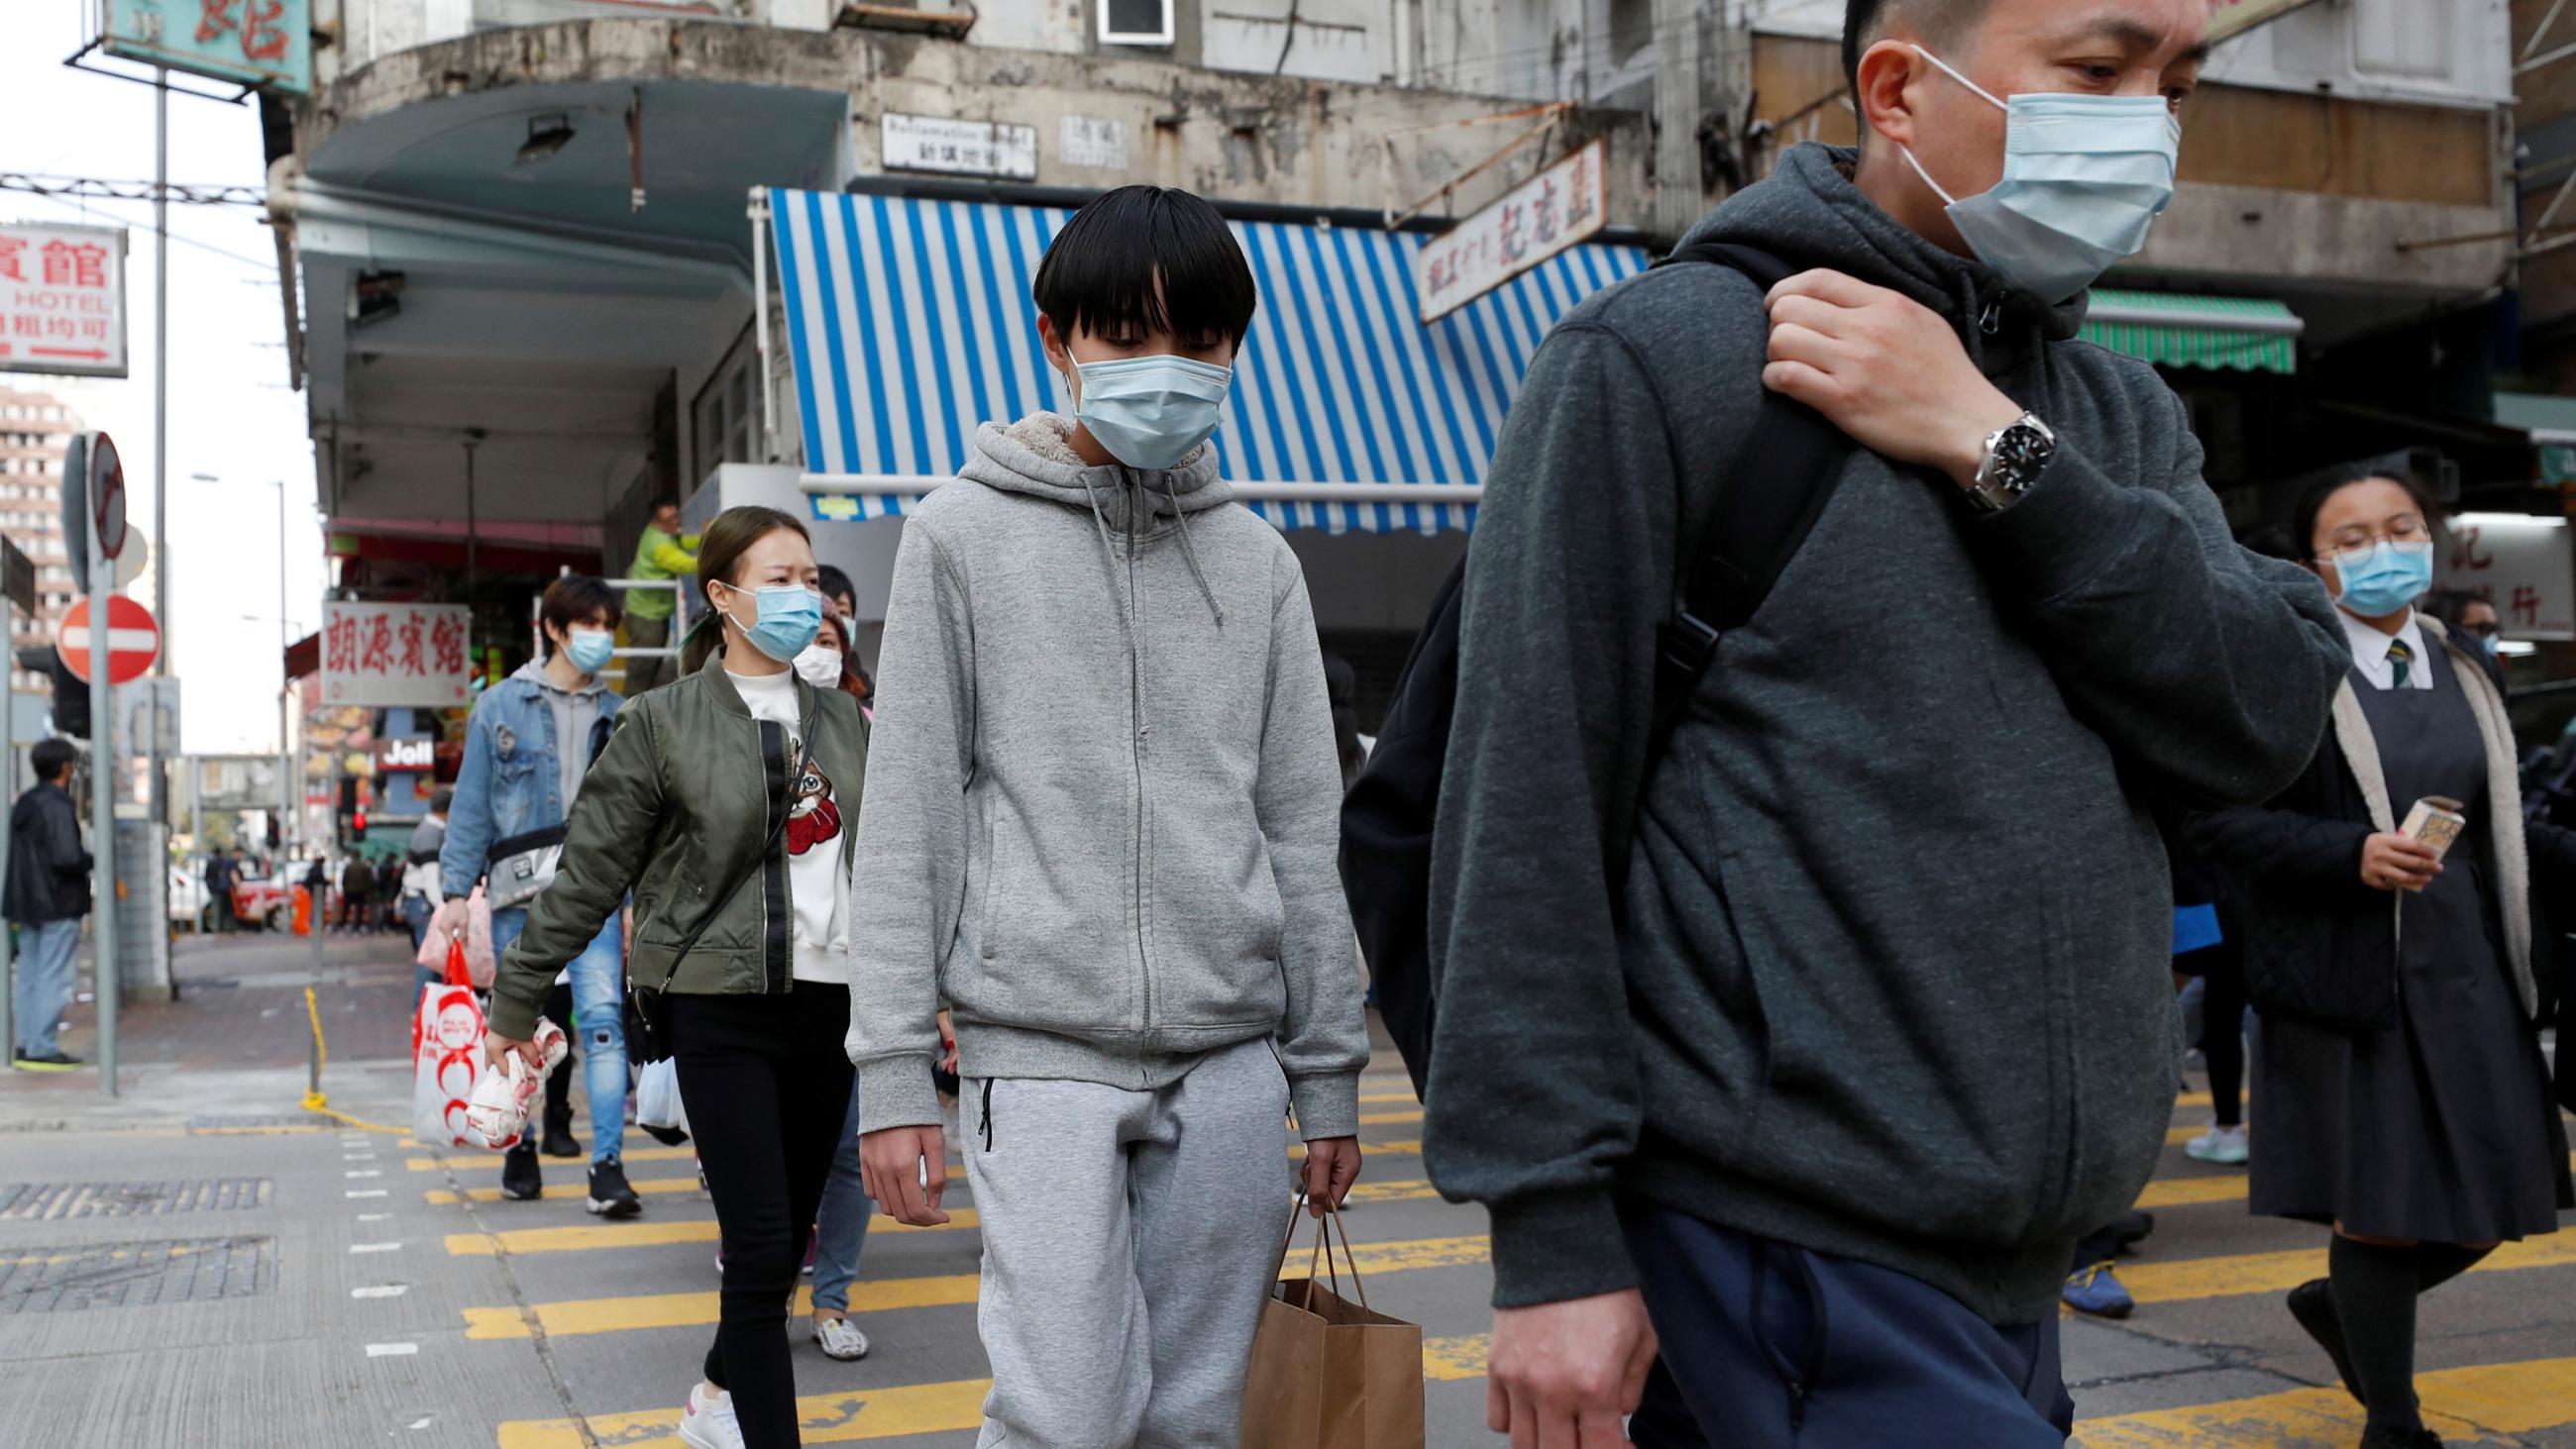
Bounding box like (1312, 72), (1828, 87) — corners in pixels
(768, 188), (1653, 534)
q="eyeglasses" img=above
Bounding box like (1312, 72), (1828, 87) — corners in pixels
(2317, 514), (2429, 560)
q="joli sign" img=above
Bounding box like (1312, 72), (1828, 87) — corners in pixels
(376, 736), (434, 773)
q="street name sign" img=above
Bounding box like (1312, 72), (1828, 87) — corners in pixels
(58, 594), (161, 686)
(882, 113), (1039, 181)
(0, 222), (129, 378)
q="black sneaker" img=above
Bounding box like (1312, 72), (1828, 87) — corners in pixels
(11, 1049), (81, 1073)
(2356, 1425), (2440, 1449)
(541, 1126), (582, 1159)
(499, 1142), (543, 1201)
(2288, 1279), (2363, 1405)
(587, 1157), (643, 1218)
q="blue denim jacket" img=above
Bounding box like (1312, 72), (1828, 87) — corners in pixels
(440, 669), (623, 899)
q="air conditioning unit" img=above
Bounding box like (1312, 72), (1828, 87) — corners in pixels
(1099, 0), (1173, 46)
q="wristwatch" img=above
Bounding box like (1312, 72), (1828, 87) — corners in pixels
(1961, 411), (2056, 514)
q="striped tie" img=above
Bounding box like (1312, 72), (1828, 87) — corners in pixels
(2388, 638), (2414, 688)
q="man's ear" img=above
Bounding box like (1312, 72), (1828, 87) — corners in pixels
(1036, 312), (1070, 373)
(1853, 37), (1928, 151)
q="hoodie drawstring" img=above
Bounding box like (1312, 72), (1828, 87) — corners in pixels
(1159, 472), (1226, 628)
(1079, 472), (1139, 652)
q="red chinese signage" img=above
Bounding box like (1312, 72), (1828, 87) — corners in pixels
(321, 601), (475, 706)
(0, 222), (127, 379)
(1416, 140), (1607, 325)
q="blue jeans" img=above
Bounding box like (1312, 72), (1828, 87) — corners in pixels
(488, 906), (627, 1164)
(810, 1079), (874, 1313)
(13, 918), (81, 1058)
(1617, 1199), (2073, 1449)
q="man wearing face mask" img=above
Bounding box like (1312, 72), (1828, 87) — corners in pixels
(1424, 2), (2351, 1445)
(437, 573), (643, 1217)
(848, 185), (1367, 1448)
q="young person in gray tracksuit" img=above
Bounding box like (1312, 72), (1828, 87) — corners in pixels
(847, 185), (1370, 1448)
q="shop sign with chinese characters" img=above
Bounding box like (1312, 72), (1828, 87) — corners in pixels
(2437, 514), (2575, 642)
(320, 601), (474, 707)
(881, 114), (1039, 181)
(1415, 139), (1606, 324)
(100, 0), (313, 94)
(0, 223), (128, 378)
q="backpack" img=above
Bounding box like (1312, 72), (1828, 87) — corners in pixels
(1339, 242), (1856, 1099)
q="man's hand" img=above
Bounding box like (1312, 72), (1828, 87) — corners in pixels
(1300, 1136), (1362, 1216)
(2360, 832), (2442, 892)
(431, 895), (471, 945)
(1488, 1289), (1660, 1449)
(1763, 269), (2026, 489)
(861, 1124), (952, 1227)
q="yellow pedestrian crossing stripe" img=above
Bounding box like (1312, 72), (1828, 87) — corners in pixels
(462, 1234), (1492, 1340)
(2116, 1231), (2576, 1306)
(491, 1335), (1492, 1447)
(1291, 1139), (1420, 1161)
(1357, 1107), (1424, 1126)
(2073, 1355), (2576, 1447)
(446, 1210), (981, 1257)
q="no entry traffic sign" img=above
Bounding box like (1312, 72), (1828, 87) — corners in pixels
(57, 593), (160, 685)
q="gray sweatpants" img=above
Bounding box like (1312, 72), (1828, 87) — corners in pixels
(963, 1037), (1297, 1449)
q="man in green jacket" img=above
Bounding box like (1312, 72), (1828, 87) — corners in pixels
(623, 499), (696, 694)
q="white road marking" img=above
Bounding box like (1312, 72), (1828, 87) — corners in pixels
(345, 1170), (382, 1179)
(364, 1342), (419, 1358)
(352, 1285), (409, 1299)
(346, 1190), (388, 1198)
(357, 1212), (392, 1222)
(350, 1242), (402, 1254)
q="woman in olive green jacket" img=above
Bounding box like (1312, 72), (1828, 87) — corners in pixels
(487, 505), (867, 1449)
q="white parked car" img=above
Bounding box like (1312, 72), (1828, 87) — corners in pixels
(168, 862), (212, 932)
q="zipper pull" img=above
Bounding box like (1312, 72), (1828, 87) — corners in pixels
(1979, 298), (2002, 336)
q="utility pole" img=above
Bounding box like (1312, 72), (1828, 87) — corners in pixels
(149, 67), (169, 839)
(89, 509), (120, 1097)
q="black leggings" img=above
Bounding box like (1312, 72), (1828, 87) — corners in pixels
(670, 982), (856, 1448)
(2199, 959), (2246, 1128)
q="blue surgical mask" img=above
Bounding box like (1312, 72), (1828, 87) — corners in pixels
(719, 583), (822, 663)
(1071, 355), (1233, 469)
(1898, 47), (2180, 304)
(565, 627), (615, 676)
(2330, 540), (2435, 619)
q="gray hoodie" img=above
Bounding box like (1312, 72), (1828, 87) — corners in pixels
(847, 414), (1368, 1141)
(1424, 145), (2348, 1323)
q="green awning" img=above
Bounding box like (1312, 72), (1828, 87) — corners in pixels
(2080, 290), (2303, 374)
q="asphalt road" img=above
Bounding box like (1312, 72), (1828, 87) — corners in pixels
(0, 930), (2568, 1448)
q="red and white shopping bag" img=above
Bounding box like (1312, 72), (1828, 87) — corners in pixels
(410, 937), (563, 1150)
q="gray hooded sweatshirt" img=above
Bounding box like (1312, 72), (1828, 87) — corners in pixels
(846, 413), (1368, 1141)
(1424, 145), (2349, 1323)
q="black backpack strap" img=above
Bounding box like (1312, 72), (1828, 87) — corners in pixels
(1645, 241), (1855, 760)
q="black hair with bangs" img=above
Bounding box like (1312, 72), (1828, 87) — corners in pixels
(1033, 186), (1257, 349)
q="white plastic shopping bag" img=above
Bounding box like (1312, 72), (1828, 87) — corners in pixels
(635, 1057), (691, 1144)
(410, 934), (566, 1149)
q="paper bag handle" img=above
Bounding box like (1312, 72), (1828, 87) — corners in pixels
(1286, 1191), (1372, 1316)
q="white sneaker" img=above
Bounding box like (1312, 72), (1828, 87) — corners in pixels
(2185, 1123), (2249, 1165)
(678, 1384), (744, 1449)
(812, 1314), (871, 1361)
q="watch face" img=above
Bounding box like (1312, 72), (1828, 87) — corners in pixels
(1992, 421), (2055, 490)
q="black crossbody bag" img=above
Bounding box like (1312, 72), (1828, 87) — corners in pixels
(624, 725), (813, 1065)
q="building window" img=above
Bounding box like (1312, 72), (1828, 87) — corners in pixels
(689, 325), (759, 486)
(1099, 0), (1174, 47)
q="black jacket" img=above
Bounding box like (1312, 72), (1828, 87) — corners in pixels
(4, 782), (90, 925)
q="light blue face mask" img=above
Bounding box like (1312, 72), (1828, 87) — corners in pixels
(718, 583), (823, 663)
(1072, 355), (1233, 469)
(2330, 540), (2435, 619)
(1898, 47), (2181, 304)
(564, 627), (615, 676)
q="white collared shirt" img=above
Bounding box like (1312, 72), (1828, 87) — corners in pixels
(2340, 607), (2432, 691)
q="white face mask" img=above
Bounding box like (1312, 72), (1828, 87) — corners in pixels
(793, 642), (844, 688)
(1897, 46), (2181, 303)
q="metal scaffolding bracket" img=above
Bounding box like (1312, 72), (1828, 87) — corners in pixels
(1379, 101), (1575, 231)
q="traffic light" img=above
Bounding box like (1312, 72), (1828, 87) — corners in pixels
(354, 803), (368, 832)
(12, 645), (88, 739)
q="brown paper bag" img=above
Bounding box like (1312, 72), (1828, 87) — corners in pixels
(1240, 1201), (1425, 1449)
